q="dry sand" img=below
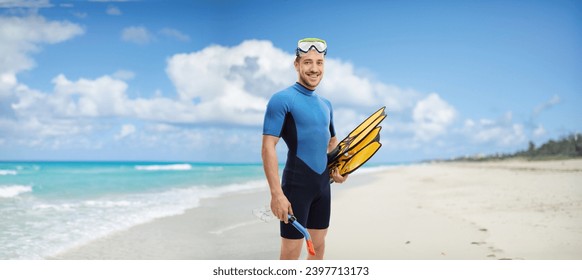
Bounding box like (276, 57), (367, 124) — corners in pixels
(53, 159), (582, 260)
(327, 159), (582, 260)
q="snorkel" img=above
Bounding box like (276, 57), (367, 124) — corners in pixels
(288, 214), (316, 256)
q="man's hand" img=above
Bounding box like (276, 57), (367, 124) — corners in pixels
(271, 193), (293, 224)
(331, 168), (349, 184)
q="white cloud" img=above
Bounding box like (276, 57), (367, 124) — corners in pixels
(533, 124), (546, 137)
(0, 15), (84, 75)
(115, 124), (136, 140)
(412, 93), (457, 141)
(0, 102), (97, 149)
(318, 59), (377, 107)
(533, 94), (561, 117)
(0, 0), (51, 8)
(1, 36), (464, 160)
(106, 5), (122, 15)
(165, 39), (437, 130)
(121, 26), (153, 45)
(72, 12), (88, 19)
(318, 60), (422, 112)
(0, 72), (18, 97)
(121, 26), (189, 44)
(8, 38), (441, 131)
(159, 28), (190, 42)
(112, 69), (135, 80)
(463, 112), (526, 146)
(165, 40), (292, 125)
(0, 14), (86, 149)
(51, 74), (131, 117)
(167, 40), (293, 100)
(9, 70), (265, 127)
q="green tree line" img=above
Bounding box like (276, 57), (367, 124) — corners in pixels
(450, 133), (582, 161)
(515, 133), (582, 159)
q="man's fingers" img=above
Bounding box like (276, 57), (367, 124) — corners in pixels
(332, 168), (349, 184)
(278, 204), (292, 224)
(287, 206), (294, 224)
(272, 196), (292, 223)
(331, 168), (343, 183)
(282, 208), (289, 224)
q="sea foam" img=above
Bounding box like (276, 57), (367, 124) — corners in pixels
(0, 170), (17, 176)
(0, 162), (267, 259)
(7, 180), (266, 259)
(0, 185), (32, 198)
(135, 164), (193, 171)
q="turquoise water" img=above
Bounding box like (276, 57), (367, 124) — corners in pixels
(0, 162), (266, 259)
(0, 161), (401, 259)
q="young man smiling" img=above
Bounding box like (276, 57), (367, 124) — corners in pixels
(262, 38), (347, 260)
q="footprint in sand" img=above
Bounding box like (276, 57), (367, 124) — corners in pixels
(488, 246), (504, 253)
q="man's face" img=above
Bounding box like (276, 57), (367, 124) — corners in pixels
(294, 49), (325, 90)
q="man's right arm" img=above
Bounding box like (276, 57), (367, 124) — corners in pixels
(262, 135), (292, 224)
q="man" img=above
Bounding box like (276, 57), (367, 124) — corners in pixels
(262, 38), (347, 260)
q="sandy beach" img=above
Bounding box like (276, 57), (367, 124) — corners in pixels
(53, 159), (582, 260)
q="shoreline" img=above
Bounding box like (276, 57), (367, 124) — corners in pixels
(52, 159), (582, 260)
(50, 188), (278, 260)
(48, 164), (389, 260)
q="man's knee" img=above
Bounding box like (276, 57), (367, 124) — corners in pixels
(280, 238), (303, 260)
(308, 229), (328, 255)
(308, 228), (328, 243)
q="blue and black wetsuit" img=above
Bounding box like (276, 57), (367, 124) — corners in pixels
(263, 82), (335, 239)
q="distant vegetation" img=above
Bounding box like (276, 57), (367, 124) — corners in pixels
(450, 133), (582, 161)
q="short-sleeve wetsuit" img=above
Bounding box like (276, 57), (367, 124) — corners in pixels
(263, 82), (335, 239)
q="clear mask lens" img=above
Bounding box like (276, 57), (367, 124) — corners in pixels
(297, 41), (327, 54)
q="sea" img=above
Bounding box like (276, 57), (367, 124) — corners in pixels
(0, 161), (398, 260)
(0, 161), (269, 259)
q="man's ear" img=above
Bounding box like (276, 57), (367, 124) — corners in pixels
(294, 59), (299, 72)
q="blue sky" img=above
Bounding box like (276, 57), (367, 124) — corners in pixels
(0, 0), (580, 163)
